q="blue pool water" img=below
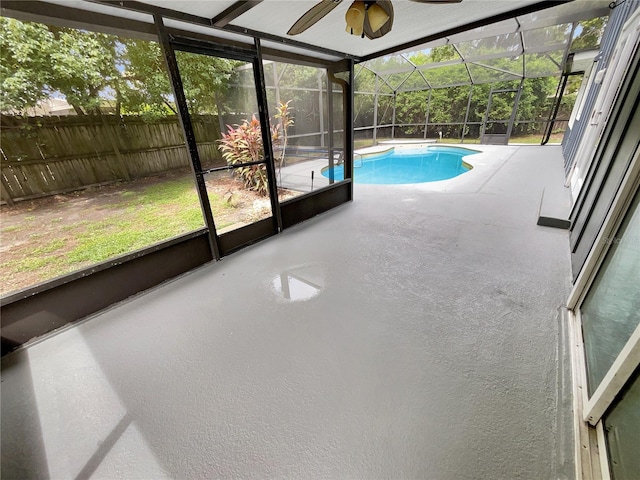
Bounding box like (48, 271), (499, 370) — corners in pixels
(324, 146), (475, 184)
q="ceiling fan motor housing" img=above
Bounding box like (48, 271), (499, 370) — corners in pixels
(346, 0), (394, 39)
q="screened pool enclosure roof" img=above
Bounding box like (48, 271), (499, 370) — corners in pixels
(20, 0), (611, 64)
(357, 9), (609, 92)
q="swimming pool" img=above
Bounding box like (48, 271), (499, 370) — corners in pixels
(323, 146), (476, 185)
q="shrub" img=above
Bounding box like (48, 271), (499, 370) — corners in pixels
(217, 101), (293, 197)
(218, 115), (270, 196)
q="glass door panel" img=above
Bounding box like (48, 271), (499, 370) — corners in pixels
(581, 190), (640, 395)
(604, 371), (640, 479)
(174, 50), (277, 251)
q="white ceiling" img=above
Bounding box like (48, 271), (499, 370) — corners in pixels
(38, 0), (611, 61)
(234, 0), (543, 58)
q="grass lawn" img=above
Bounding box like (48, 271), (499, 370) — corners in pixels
(65, 178), (207, 265)
(0, 172), (261, 295)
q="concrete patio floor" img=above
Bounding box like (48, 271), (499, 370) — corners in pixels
(279, 158), (332, 192)
(1, 145), (574, 479)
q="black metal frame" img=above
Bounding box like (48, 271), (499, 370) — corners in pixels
(212, 1), (264, 28)
(155, 14), (222, 259)
(480, 86), (522, 145)
(163, 25), (283, 255)
(280, 181), (352, 228)
(542, 71), (570, 145)
(1, 231), (213, 355)
(254, 37), (283, 233)
(0, 2), (356, 356)
(1, 0), (158, 39)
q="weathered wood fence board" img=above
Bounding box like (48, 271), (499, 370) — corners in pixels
(0, 114), (224, 204)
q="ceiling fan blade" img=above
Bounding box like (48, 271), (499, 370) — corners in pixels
(287, 0), (343, 36)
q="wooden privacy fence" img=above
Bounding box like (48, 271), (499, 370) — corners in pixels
(0, 114), (224, 205)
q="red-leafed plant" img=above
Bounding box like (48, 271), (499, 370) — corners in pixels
(218, 115), (269, 196)
(217, 101), (293, 197)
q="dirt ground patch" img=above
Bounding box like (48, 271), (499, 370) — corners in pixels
(0, 169), (295, 296)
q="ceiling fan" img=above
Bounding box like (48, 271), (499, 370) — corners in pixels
(287, 0), (463, 40)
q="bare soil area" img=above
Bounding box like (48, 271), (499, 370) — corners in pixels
(0, 169), (295, 295)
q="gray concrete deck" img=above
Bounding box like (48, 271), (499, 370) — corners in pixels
(1, 146), (574, 479)
(279, 158), (332, 191)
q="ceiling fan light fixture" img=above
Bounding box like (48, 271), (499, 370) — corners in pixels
(366, 3), (389, 32)
(345, 1), (366, 36)
(288, 0), (458, 38)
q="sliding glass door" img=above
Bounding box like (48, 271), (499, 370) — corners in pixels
(574, 179), (640, 479)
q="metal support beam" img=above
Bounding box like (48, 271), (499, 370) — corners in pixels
(542, 72), (569, 145)
(424, 89), (432, 139)
(254, 38), (283, 232)
(542, 21), (579, 145)
(328, 60), (354, 199)
(318, 70), (325, 148)
(461, 85), (473, 143)
(1, 0), (157, 39)
(418, 69), (433, 90)
(169, 34), (256, 61)
(346, 60), (355, 199)
(212, 1), (263, 27)
(506, 79), (525, 142)
(452, 43), (474, 86)
(391, 92), (397, 139)
(327, 74), (335, 184)
(469, 61), (523, 79)
(395, 71), (416, 92)
(373, 75), (379, 144)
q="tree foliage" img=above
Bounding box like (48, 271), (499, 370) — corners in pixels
(353, 34), (592, 138)
(0, 17), (238, 117)
(571, 16), (607, 51)
(1, 17), (122, 114)
(0, 17), (55, 111)
(2, 13), (604, 139)
(49, 26), (121, 115)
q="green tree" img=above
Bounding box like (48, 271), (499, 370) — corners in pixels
(354, 65), (377, 93)
(1, 17), (240, 118)
(48, 26), (121, 115)
(0, 17), (55, 111)
(572, 16), (608, 50)
(118, 39), (176, 118)
(174, 50), (239, 115)
(1, 17), (121, 114)
(409, 45), (459, 65)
